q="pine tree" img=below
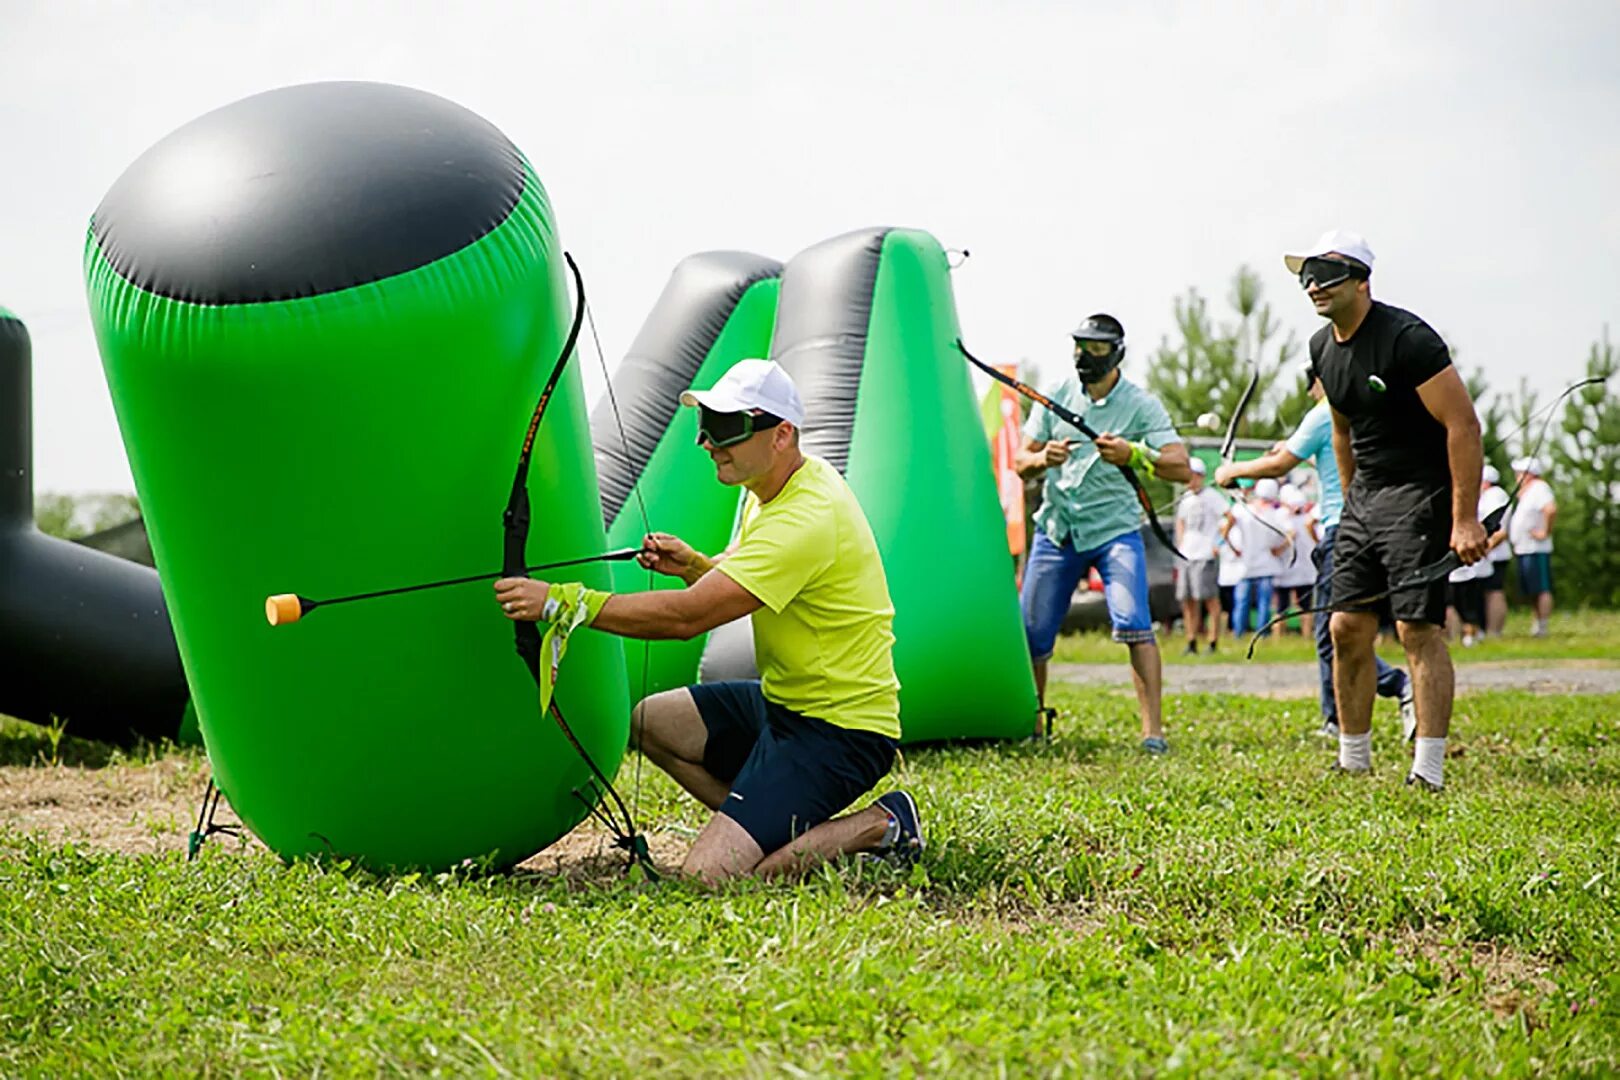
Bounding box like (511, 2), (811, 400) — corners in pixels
(1548, 330), (1620, 607)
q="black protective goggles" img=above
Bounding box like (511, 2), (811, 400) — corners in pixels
(1073, 339), (1118, 359)
(1298, 256), (1370, 291)
(697, 404), (783, 449)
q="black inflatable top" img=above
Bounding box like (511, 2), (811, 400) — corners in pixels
(89, 81), (527, 305)
(770, 227), (893, 474)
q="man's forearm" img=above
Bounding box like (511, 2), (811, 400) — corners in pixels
(1149, 445), (1192, 483)
(1446, 417), (1483, 524)
(1228, 448), (1300, 482)
(593, 587), (708, 641)
(1014, 450), (1047, 479)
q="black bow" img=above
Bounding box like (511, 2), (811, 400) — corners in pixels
(504, 253), (655, 876)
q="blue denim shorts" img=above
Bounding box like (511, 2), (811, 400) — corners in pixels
(1021, 528), (1154, 660)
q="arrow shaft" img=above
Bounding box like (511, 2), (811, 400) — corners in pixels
(312, 547), (642, 609)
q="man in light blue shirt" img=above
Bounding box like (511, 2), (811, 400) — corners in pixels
(1216, 371), (1413, 738)
(1018, 313), (1191, 752)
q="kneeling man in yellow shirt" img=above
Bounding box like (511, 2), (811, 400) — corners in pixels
(494, 359), (919, 883)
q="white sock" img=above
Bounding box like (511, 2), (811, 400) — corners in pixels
(1338, 731), (1371, 772)
(1412, 737), (1446, 788)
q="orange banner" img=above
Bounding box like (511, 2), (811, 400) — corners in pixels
(990, 366), (1026, 557)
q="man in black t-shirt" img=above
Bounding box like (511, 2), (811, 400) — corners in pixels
(1284, 229), (1487, 792)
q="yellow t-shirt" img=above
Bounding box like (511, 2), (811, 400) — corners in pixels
(716, 455), (901, 739)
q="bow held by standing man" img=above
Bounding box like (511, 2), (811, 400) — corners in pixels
(1014, 311), (1193, 752)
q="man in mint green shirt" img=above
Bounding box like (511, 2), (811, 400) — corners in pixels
(1017, 313), (1191, 752)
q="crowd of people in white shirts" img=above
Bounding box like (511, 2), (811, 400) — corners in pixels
(1176, 456), (1558, 649)
(1447, 457), (1558, 642)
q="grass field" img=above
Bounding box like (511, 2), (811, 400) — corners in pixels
(5, 620), (1620, 1075)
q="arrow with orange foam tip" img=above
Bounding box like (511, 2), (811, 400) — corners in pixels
(263, 546), (644, 627)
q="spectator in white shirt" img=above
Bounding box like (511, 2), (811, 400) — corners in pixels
(1216, 526), (1244, 636)
(1223, 477), (1293, 638)
(1478, 465), (1511, 636)
(1174, 458), (1228, 654)
(1508, 456), (1557, 636)
(1275, 484), (1318, 636)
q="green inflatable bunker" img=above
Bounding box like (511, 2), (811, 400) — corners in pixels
(84, 82), (628, 871)
(700, 228), (1039, 742)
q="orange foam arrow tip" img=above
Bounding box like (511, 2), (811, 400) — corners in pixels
(266, 594), (303, 627)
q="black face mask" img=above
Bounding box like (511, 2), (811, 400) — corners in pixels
(1073, 342), (1124, 384)
(1298, 256), (1370, 291)
(696, 405), (782, 448)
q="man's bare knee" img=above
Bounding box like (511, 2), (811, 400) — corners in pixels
(1396, 620), (1443, 650)
(682, 813), (763, 884)
(1331, 611), (1377, 651)
(633, 688), (706, 762)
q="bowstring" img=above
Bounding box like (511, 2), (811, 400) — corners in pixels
(584, 298), (655, 858)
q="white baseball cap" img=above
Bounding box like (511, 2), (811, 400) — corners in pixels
(1283, 229), (1376, 275)
(1511, 455), (1543, 475)
(1280, 484), (1306, 508)
(1482, 464), (1500, 485)
(1254, 477), (1281, 501)
(679, 358), (805, 426)
(1188, 458), (1206, 475)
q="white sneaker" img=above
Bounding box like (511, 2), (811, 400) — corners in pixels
(1399, 681), (1417, 743)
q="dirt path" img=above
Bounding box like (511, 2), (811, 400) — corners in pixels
(1051, 658), (1620, 697)
(0, 752), (682, 880)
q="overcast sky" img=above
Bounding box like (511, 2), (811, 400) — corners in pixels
(3, 0), (1616, 494)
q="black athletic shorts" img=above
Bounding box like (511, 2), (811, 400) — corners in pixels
(1333, 479), (1451, 625)
(689, 680), (897, 854)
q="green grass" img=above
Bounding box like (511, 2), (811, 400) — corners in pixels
(1054, 609), (1620, 665)
(6, 682), (1620, 1075)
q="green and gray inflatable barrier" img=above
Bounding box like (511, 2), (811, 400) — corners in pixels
(700, 228), (1039, 742)
(591, 252), (780, 699)
(84, 81), (627, 871)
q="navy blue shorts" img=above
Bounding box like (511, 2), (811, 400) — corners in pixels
(690, 680), (897, 855)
